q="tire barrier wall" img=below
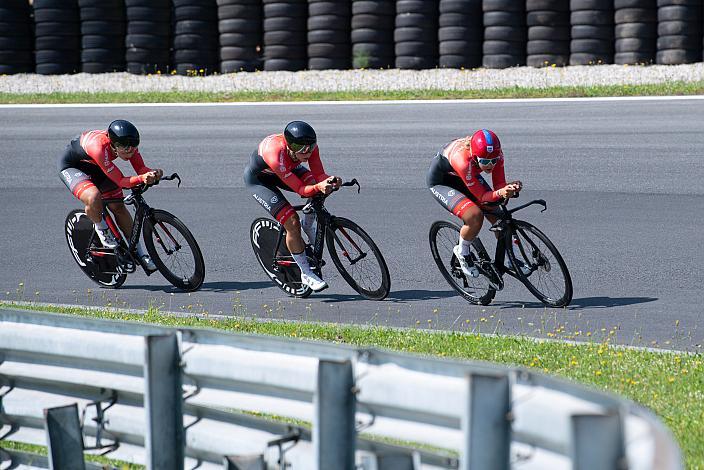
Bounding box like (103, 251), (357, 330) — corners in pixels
(1, 0), (704, 75)
(125, 0), (171, 75)
(0, 0), (33, 74)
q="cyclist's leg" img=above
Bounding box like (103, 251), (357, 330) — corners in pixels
(292, 165), (318, 243)
(59, 167), (103, 223)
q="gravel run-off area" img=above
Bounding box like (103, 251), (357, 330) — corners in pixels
(1, 63), (704, 94)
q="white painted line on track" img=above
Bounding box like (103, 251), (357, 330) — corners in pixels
(1, 94), (704, 109)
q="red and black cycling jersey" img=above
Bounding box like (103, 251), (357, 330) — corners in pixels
(433, 137), (507, 204)
(58, 130), (151, 188)
(246, 133), (330, 197)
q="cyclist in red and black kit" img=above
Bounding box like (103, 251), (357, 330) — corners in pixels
(58, 120), (163, 271)
(427, 129), (528, 278)
(244, 121), (341, 292)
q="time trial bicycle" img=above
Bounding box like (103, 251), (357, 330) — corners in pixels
(429, 196), (572, 307)
(250, 179), (390, 300)
(64, 173), (205, 291)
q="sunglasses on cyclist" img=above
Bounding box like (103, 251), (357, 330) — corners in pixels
(114, 143), (136, 152)
(289, 142), (316, 154)
(477, 156), (500, 166)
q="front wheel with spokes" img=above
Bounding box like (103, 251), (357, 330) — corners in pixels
(429, 220), (496, 305)
(143, 209), (205, 292)
(506, 220), (573, 307)
(326, 217), (390, 300)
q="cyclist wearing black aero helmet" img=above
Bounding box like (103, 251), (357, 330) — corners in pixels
(58, 119), (163, 271)
(244, 120), (342, 292)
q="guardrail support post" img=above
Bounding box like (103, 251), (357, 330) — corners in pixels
(314, 359), (355, 470)
(44, 403), (85, 470)
(571, 412), (626, 470)
(461, 373), (510, 470)
(145, 333), (184, 470)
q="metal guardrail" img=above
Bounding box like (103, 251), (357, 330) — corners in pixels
(0, 307), (682, 470)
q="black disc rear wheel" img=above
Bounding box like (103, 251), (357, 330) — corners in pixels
(326, 217), (390, 300)
(250, 217), (313, 298)
(429, 220), (495, 305)
(64, 209), (126, 288)
(507, 221), (573, 307)
(143, 209), (205, 292)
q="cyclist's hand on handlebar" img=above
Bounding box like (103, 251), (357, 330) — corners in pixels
(328, 176), (342, 190)
(498, 183), (521, 198)
(315, 180), (334, 195)
(141, 171), (160, 185)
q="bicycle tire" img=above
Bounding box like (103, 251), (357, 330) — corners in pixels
(429, 220), (496, 305)
(250, 217), (313, 298)
(64, 209), (127, 288)
(326, 217), (390, 300)
(143, 209), (205, 292)
(506, 220), (573, 307)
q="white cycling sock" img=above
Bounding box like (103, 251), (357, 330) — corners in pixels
(136, 241), (148, 257)
(291, 251), (312, 275)
(301, 212), (317, 242)
(458, 236), (473, 256)
(94, 218), (108, 231)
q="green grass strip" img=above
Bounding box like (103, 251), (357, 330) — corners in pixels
(1, 81), (704, 104)
(2, 302), (702, 469)
(0, 440), (143, 469)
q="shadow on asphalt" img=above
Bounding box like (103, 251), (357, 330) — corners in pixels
(121, 280), (273, 293)
(311, 289), (458, 303)
(385, 289), (457, 302)
(495, 296), (658, 310)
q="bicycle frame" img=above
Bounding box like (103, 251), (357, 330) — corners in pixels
(87, 174), (182, 274)
(481, 198), (548, 280)
(269, 180), (364, 272)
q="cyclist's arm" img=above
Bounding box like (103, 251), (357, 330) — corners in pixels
(263, 150), (319, 197)
(490, 157), (507, 189)
(307, 147), (331, 181)
(451, 151), (503, 204)
(128, 150), (152, 174)
(86, 145), (144, 188)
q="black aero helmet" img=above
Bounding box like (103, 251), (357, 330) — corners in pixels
(108, 119), (140, 148)
(283, 120), (316, 153)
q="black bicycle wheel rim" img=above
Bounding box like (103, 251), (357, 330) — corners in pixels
(249, 217), (312, 298)
(64, 209), (127, 288)
(326, 217), (390, 300)
(507, 220), (573, 307)
(143, 210), (205, 292)
(429, 220), (495, 305)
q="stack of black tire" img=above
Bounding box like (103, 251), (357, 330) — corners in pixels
(173, 0), (219, 75)
(482, 0), (526, 68)
(218, 0), (262, 73)
(526, 0), (570, 67)
(79, 0), (125, 73)
(570, 0), (613, 65)
(125, 0), (171, 74)
(614, 0), (657, 64)
(0, 0), (33, 74)
(307, 0), (351, 70)
(438, 0), (482, 69)
(263, 0), (307, 71)
(34, 0), (81, 75)
(351, 0), (395, 69)
(394, 0), (438, 69)
(656, 0), (702, 65)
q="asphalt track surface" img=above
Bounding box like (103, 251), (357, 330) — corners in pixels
(1, 98), (703, 350)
